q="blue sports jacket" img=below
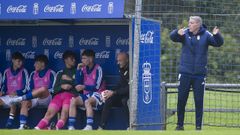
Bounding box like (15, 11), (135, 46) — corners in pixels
(170, 26), (224, 75)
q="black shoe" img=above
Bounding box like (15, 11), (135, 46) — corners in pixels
(196, 126), (202, 130)
(5, 122), (13, 129)
(23, 124), (30, 129)
(175, 125), (184, 130)
(49, 122), (56, 130)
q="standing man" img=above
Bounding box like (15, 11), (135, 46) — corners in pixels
(99, 52), (129, 130)
(68, 49), (105, 130)
(0, 52), (29, 128)
(10, 54), (56, 129)
(170, 16), (224, 130)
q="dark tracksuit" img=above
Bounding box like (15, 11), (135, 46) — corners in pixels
(53, 67), (78, 96)
(100, 64), (129, 129)
(170, 25), (224, 127)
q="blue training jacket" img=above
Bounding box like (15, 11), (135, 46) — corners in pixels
(170, 25), (224, 75)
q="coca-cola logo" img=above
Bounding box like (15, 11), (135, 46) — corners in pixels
(44, 4), (64, 13)
(79, 38), (99, 46)
(116, 37), (129, 46)
(7, 38), (26, 46)
(54, 51), (63, 59)
(140, 31), (154, 44)
(43, 38), (62, 46)
(95, 51), (110, 59)
(22, 51), (35, 59)
(81, 4), (102, 12)
(7, 5), (27, 13)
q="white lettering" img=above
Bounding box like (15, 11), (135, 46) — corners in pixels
(79, 38), (99, 46)
(6, 38), (26, 46)
(22, 51), (35, 59)
(43, 38), (62, 46)
(116, 37), (129, 46)
(81, 4), (102, 12)
(7, 5), (27, 13)
(44, 4), (64, 13)
(54, 51), (63, 59)
(95, 51), (110, 59)
(140, 31), (154, 44)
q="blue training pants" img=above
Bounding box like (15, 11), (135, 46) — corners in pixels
(177, 73), (206, 127)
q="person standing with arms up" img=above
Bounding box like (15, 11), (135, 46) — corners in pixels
(170, 16), (224, 130)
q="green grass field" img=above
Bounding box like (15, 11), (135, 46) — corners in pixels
(167, 89), (240, 127)
(1, 129), (240, 135)
(1, 88), (239, 135)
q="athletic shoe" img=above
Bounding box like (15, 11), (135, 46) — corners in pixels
(68, 126), (75, 130)
(18, 124), (30, 130)
(83, 125), (92, 130)
(196, 126), (202, 130)
(34, 126), (40, 130)
(97, 126), (103, 130)
(175, 125), (184, 130)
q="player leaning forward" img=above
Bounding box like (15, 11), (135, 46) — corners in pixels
(10, 54), (56, 129)
(68, 49), (105, 130)
(170, 16), (224, 130)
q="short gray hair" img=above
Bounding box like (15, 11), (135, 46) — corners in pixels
(189, 16), (202, 25)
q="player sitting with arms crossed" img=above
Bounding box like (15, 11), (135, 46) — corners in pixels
(35, 50), (78, 130)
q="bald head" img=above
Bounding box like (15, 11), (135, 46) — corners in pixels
(117, 52), (129, 68)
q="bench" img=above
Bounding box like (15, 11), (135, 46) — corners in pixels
(0, 75), (128, 130)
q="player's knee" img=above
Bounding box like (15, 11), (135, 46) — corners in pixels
(21, 101), (29, 107)
(70, 97), (77, 106)
(39, 87), (47, 92)
(85, 99), (94, 108)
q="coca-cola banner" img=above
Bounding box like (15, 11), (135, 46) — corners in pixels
(0, 0), (124, 19)
(133, 18), (162, 130)
(0, 25), (129, 76)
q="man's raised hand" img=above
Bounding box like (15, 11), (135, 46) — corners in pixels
(178, 27), (185, 36)
(212, 26), (220, 35)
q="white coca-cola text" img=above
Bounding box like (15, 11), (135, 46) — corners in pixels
(43, 38), (62, 46)
(79, 38), (99, 46)
(95, 51), (110, 59)
(81, 4), (102, 12)
(7, 5), (27, 13)
(22, 51), (35, 59)
(44, 4), (64, 13)
(116, 37), (129, 46)
(7, 38), (26, 46)
(54, 51), (63, 59)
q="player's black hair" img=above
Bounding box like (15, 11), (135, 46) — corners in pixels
(35, 54), (49, 65)
(63, 50), (76, 60)
(12, 52), (24, 61)
(81, 49), (95, 58)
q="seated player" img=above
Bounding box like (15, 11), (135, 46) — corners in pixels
(0, 52), (28, 128)
(35, 50), (78, 130)
(68, 49), (105, 130)
(10, 54), (56, 129)
(99, 52), (129, 130)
